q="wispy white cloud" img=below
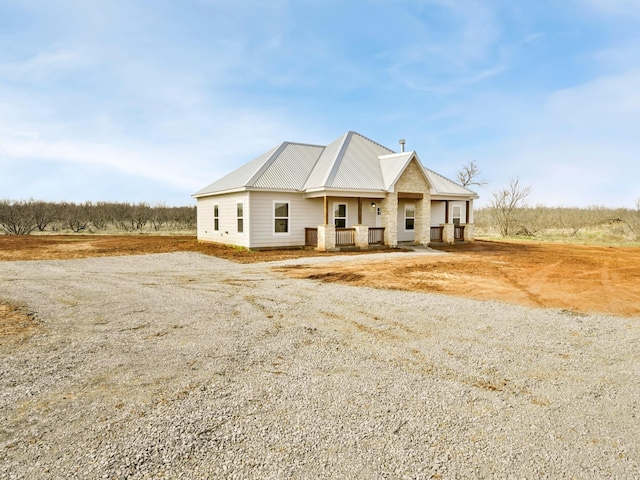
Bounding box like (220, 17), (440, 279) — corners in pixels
(0, 49), (86, 82)
(1, 0), (640, 208)
(476, 70), (640, 207)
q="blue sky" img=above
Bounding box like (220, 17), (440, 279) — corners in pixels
(1, 0), (639, 207)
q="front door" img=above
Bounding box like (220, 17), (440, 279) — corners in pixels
(375, 206), (382, 228)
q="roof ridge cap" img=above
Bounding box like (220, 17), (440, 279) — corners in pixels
(284, 140), (326, 148)
(245, 142), (288, 187)
(319, 131), (351, 187)
(350, 131), (395, 154)
(300, 144), (326, 189)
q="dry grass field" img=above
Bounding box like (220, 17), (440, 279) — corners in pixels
(1, 235), (640, 326)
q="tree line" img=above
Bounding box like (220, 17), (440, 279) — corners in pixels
(0, 200), (196, 235)
(457, 162), (640, 241)
(474, 203), (640, 241)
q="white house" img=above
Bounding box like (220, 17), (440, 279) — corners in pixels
(192, 131), (478, 250)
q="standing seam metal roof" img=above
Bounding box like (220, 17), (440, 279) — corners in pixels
(193, 131), (476, 198)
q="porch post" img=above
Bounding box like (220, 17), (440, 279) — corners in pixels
(323, 196), (329, 224)
(357, 197), (362, 224)
(415, 197), (431, 246)
(317, 224), (336, 251)
(463, 223), (474, 241)
(463, 199), (474, 241)
(354, 225), (369, 249)
(381, 192), (398, 247)
(441, 223), (455, 244)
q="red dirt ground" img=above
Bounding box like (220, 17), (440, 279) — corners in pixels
(1, 235), (639, 318)
(275, 240), (640, 318)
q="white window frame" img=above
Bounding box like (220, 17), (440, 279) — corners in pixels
(452, 205), (461, 226)
(273, 200), (290, 235)
(236, 202), (244, 234)
(213, 204), (219, 231)
(333, 202), (347, 228)
(404, 203), (415, 231)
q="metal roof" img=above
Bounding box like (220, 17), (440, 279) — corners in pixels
(192, 131), (477, 199)
(329, 132), (391, 190)
(253, 142), (324, 190)
(424, 167), (478, 197)
(379, 152), (414, 190)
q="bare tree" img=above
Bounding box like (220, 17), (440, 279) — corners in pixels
(623, 198), (640, 240)
(0, 200), (38, 235)
(456, 160), (488, 188)
(488, 177), (533, 237)
(64, 202), (92, 233)
(32, 200), (58, 231)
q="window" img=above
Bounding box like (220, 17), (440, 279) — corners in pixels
(274, 202), (289, 233)
(405, 204), (415, 231)
(452, 205), (461, 226)
(213, 204), (219, 231)
(237, 202), (244, 233)
(334, 203), (347, 228)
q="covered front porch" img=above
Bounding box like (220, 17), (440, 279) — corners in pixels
(302, 193), (389, 250)
(428, 198), (475, 244)
(303, 190), (432, 251)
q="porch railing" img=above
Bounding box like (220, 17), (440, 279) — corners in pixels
(305, 228), (318, 246)
(368, 227), (384, 245)
(306, 226), (385, 247)
(335, 228), (356, 246)
(454, 225), (465, 241)
(430, 226), (444, 242)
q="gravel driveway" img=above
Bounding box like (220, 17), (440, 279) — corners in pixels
(1, 251), (639, 479)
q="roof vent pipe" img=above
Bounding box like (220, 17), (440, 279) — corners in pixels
(399, 139), (405, 153)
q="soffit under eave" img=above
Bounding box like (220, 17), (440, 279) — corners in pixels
(192, 187), (249, 198)
(430, 194), (480, 200)
(303, 189), (387, 199)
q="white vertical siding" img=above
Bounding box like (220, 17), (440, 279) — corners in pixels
(196, 192), (250, 247)
(249, 191), (324, 248)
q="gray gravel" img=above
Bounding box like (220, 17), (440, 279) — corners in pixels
(1, 251), (639, 479)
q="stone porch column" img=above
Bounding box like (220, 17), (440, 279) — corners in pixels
(415, 198), (431, 246)
(381, 192), (398, 247)
(463, 223), (474, 241)
(441, 223), (455, 244)
(354, 225), (369, 250)
(317, 224), (336, 251)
